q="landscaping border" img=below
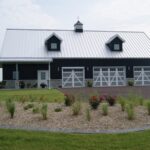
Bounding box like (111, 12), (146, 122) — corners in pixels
(0, 125), (150, 134)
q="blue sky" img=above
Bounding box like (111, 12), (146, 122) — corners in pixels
(0, 0), (150, 81)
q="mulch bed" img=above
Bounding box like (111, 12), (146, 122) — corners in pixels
(0, 102), (150, 132)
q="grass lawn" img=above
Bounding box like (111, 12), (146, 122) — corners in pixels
(0, 89), (64, 102)
(0, 129), (150, 150)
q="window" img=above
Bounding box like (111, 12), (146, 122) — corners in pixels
(51, 43), (57, 49)
(13, 71), (19, 80)
(41, 72), (46, 80)
(114, 44), (120, 50)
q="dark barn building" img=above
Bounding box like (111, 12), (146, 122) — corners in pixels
(1, 21), (150, 88)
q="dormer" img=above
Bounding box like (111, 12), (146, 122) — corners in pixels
(74, 20), (83, 33)
(106, 34), (125, 51)
(45, 33), (62, 51)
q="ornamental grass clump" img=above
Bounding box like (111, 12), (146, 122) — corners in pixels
(139, 97), (144, 106)
(6, 99), (15, 119)
(147, 101), (150, 115)
(41, 103), (48, 120)
(126, 103), (134, 120)
(64, 94), (75, 106)
(89, 96), (100, 110)
(72, 101), (81, 116)
(101, 102), (108, 116)
(118, 97), (126, 111)
(32, 107), (40, 114)
(85, 108), (91, 121)
(24, 103), (34, 110)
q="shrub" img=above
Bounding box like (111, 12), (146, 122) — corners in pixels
(126, 103), (134, 120)
(19, 81), (25, 89)
(72, 101), (81, 116)
(40, 83), (47, 88)
(6, 99), (15, 119)
(101, 103), (108, 116)
(54, 106), (62, 112)
(24, 103), (34, 110)
(89, 96), (100, 109)
(32, 107), (40, 114)
(147, 101), (150, 115)
(87, 80), (92, 87)
(41, 103), (48, 120)
(119, 97), (126, 111)
(64, 94), (75, 106)
(99, 95), (106, 103)
(27, 83), (31, 88)
(106, 95), (116, 106)
(86, 108), (91, 121)
(128, 80), (134, 86)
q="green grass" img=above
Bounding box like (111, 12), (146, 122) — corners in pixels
(0, 89), (64, 103)
(0, 129), (150, 150)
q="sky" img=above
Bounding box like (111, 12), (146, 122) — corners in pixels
(0, 0), (150, 81)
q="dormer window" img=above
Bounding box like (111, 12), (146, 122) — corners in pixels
(114, 44), (120, 51)
(51, 43), (57, 50)
(106, 34), (125, 51)
(45, 33), (62, 51)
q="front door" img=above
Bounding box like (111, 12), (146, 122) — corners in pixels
(37, 70), (49, 88)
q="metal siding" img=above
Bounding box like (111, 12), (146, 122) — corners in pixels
(51, 59), (150, 79)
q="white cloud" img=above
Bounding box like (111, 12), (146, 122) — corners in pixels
(0, 0), (57, 49)
(0, 0), (57, 29)
(84, 0), (150, 34)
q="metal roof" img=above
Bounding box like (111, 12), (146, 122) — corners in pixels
(1, 29), (150, 62)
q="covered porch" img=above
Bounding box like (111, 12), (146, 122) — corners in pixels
(1, 61), (53, 89)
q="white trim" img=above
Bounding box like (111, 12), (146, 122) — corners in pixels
(37, 70), (49, 88)
(48, 62), (51, 89)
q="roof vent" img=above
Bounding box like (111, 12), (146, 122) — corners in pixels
(74, 20), (83, 33)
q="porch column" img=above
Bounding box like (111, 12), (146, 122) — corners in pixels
(15, 63), (19, 89)
(48, 61), (51, 89)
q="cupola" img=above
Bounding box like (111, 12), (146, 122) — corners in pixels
(74, 20), (83, 33)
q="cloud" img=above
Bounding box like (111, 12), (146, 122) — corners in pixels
(0, 0), (57, 49)
(0, 0), (57, 29)
(84, 0), (150, 34)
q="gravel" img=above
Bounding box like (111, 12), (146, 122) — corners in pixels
(0, 102), (150, 133)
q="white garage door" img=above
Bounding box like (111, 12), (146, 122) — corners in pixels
(62, 67), (85, 88)
(134, 67), (150, 86)
(93, 67), (126, 87)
